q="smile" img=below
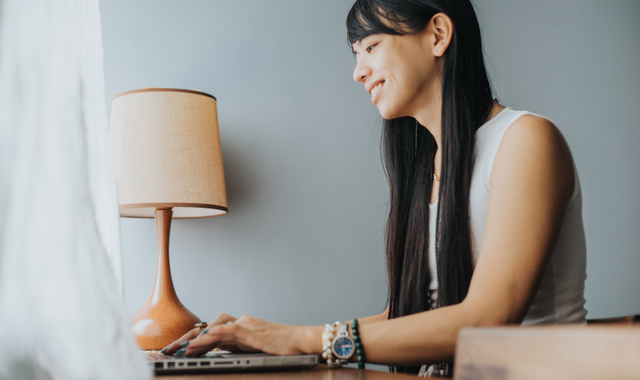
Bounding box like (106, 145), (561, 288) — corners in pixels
(371, 82), (383, 97)
(368, 80), (385, 104)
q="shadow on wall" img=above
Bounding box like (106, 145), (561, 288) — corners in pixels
(220, 123), (255, 211)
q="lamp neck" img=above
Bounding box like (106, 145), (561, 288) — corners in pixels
(150, 208), (179, 304)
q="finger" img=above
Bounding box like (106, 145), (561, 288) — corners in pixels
(162, 327), (202, 355)
(189, 320), (235, 349)
(181, 323), (243, 358)
(208, 313), (237, 328)
(164, 314), (237, 356)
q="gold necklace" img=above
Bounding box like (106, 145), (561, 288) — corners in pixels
(433, 173), (440, 182)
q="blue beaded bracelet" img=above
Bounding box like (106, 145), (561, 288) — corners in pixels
(351, 318), (365, 369)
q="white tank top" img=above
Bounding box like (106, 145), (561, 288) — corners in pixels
(428, 107), (587, 324)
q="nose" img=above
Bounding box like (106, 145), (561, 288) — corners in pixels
(352, 58), (371, 84)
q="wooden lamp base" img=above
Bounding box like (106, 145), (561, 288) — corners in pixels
(131, 208), (201, 350)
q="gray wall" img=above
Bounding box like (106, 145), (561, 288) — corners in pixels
(100, 0), (640, 345)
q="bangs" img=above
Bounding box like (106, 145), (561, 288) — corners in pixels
(346, 0), (406, 47)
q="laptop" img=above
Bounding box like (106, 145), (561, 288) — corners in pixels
(145, 350), (319, 375)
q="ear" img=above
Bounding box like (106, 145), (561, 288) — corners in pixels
(429, 13), (453, 57)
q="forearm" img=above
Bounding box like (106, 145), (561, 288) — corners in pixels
(298, 303), (474, 366)
(360, 303), (472, 366)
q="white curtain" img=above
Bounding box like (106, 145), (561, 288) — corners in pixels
(0, 0), (151, 379)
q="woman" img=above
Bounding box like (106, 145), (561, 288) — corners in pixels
(163, 0), (587, 376)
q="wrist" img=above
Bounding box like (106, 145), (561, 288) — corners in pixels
(297, 325), (324, 355)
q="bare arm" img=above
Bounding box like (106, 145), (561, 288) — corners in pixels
(356, 307), (389, 324)
(300, 116), (575, 365)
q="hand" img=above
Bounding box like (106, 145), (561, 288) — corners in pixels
(162, 313), (253, 355)
(164, 314), (318, 358)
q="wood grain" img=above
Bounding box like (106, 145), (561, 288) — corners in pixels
(155, 365), (416, 380)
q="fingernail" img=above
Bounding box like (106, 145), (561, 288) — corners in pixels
(201, 329), (209, 334)
(180, 341), (189, 348)
(176, 348), (186, 356)
(160, 346), (169, 353)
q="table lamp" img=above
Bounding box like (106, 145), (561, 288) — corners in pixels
(110, 88), (228, 350)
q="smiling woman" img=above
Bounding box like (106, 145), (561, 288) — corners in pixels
(345, 0), (585, 376)
(161, 0), (587, 377)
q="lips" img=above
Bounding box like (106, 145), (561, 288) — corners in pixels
(366, 80), (384, 95)
(371, 82), (383, 97)
(367, 80), (385, 104)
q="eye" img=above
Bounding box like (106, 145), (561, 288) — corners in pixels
(366, 43), (378, 53)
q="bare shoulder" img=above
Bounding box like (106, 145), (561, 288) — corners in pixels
(504, 114), (566, 149)
(492, 114), (575, 203)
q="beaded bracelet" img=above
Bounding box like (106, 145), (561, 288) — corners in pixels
(351, 318), (365, 369)
(321, 321), (342, 368)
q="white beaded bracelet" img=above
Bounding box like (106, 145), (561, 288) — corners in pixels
(321, 321), (342, 368)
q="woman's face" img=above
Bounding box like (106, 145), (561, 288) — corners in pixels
(352, 30), (441, 120)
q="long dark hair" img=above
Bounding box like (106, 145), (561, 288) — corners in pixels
(347, 0), (494, 375)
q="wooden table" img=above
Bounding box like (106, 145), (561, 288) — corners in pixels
(156, 364), (417, 379)
(454, 325), (640, 380)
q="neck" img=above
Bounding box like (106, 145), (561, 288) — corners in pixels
(414, 96), (442, 174)
(413, 79), (443, 147)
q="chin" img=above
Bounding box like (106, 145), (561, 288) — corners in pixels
(376, 105), (395, 120)
(378, 108), (403, 121)
(376, 101), (406, 121)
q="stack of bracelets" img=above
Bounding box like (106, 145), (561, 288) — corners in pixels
(321, 319), (365, 369)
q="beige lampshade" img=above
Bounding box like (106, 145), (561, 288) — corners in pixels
(110, 88), (228, 218)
